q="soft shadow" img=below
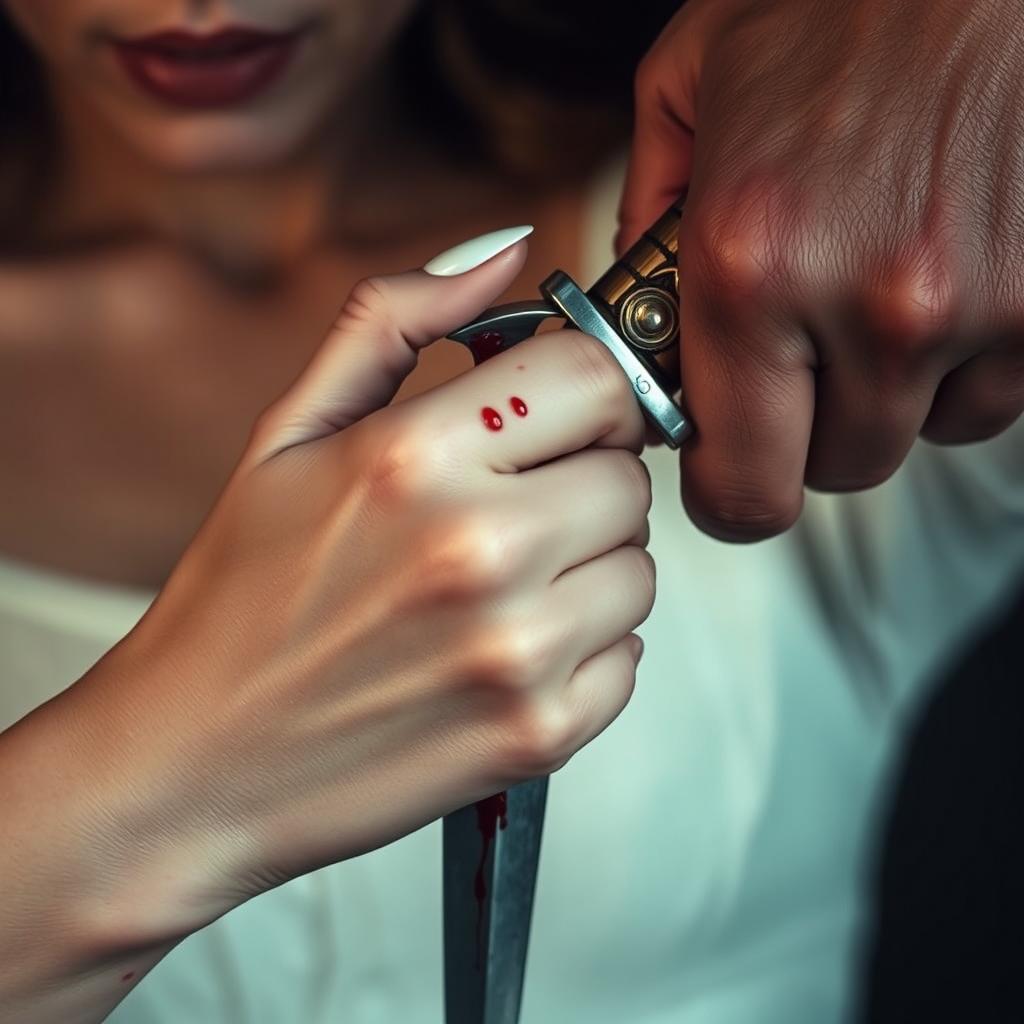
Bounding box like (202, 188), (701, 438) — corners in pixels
(855, 577), (1024, 1021)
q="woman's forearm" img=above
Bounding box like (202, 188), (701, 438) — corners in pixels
(0, 652), (205, 1024)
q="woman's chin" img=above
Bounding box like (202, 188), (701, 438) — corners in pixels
(99, 105), (323, 173)
(129, 120), (315, 173)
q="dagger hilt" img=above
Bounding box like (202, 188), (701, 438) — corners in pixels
(588, 200), (684, 394)
(448, 198), (692, 448)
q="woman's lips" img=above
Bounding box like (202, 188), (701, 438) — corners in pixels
(112, 27), (303, 109)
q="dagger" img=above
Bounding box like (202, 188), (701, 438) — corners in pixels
(442, 197), (690, 1024)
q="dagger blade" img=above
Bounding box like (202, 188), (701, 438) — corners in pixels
(443, 778), (549, 1024)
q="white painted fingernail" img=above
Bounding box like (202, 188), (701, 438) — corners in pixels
(423, 225), (533, 276)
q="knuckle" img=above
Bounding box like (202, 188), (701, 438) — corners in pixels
(604, 447), (653, 507)
(470, 620), (559, 696)
(630, 52), (663, 107)
(362, 421), (439, 508)
(632, 52), (659, 102)
(246, 405), (279, 453)
(584, 653), (639, 735)
(622, 452), (654, 512)
(625, 547), (657, 610)
(501, 701), (575, 778)
(686, 185), (792, 310)
(334, 276), (413, 380)
(564, 331), (632, 407)
(338, 276), (393, 331)
(420, 514), (521, 602)
(865, 250), (957, 354)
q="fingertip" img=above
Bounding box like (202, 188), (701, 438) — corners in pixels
(613, 223), (640, 259)
(679, 453), (804, 542)
(394, 237), (531, 349)
(422, 225), (532, 277)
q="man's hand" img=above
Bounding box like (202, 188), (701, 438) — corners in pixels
(619, 0), (1024, 541)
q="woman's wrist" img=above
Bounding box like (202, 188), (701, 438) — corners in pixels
(0, 641), (229, 1019)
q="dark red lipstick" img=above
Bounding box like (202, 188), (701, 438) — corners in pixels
(113, 26), (304, 109)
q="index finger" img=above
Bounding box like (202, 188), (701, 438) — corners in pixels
(413, 330), (646, 473)
(616, 5), (704, 255)
(676, 235), (815, 540)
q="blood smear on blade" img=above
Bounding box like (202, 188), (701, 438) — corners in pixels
(469, 331), (505, 363)
(473, 791), (509, 966)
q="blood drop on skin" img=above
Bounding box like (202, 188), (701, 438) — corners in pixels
(509, 396), (528, 417)
(481, 407), (503, 431)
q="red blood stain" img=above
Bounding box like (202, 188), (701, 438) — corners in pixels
(121, 971), (135, 982)
(509, 396), (528, 417)
(468, 330), (505, 363)
(474, 792), (508, 903)
(481, 407), (503, 431)
(474, 791), (509, 965)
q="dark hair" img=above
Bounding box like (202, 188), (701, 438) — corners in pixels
(0, 1), (681, 233)
(0, 9), (55, 236)
(396, 1), (683, 182)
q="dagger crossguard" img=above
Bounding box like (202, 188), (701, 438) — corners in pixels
(447, 198), (693, 448)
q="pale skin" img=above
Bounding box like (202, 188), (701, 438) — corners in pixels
(0, 2), (653, 1020)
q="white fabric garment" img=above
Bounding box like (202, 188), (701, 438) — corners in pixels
(3, 160), (1024, 1024)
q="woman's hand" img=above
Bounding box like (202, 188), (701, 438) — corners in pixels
(141, 258), (652, 918)
(619, 0), (1024, 540)
(1, 232), (652, 1018)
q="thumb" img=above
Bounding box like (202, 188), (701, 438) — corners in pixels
(615, 2), (713, 256)
(250, 225), (532, 461)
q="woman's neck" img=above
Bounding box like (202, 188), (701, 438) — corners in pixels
(34, 53), (514, 280)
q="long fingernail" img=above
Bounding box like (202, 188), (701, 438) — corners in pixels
(424, 225), (533, 276)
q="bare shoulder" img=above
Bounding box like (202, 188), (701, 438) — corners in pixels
(0, 241), (205, 357)
(0, 233), (406, 585)
(0, 240), (316, 586)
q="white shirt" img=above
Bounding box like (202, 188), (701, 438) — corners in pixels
(2, 162), (1023, 1023)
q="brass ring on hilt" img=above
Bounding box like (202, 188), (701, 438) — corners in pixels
(620, 286), (677, 351)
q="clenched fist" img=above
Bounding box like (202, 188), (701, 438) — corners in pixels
(620, 0), (1024, 540)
